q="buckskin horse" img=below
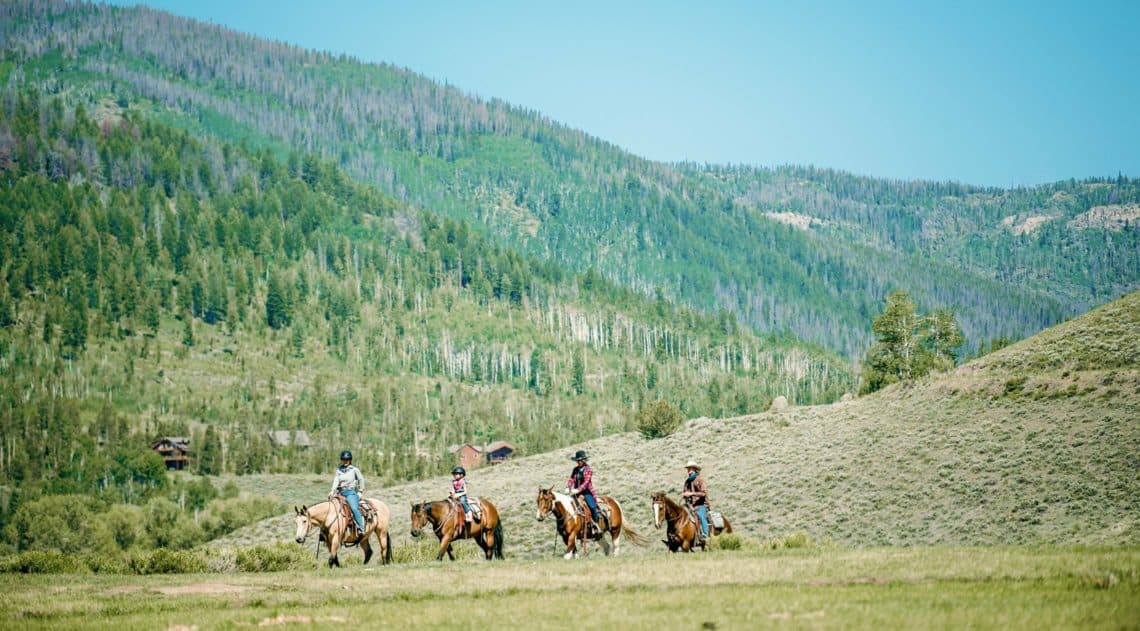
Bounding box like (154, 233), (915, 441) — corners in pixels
(650, 491), (732, 552)
(536, 487), (649, 559)
(410, 498), (504, 561)
(294, 497), (392, 568)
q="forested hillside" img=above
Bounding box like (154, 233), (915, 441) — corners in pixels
(0, 89), (851, 520)
(2, 0), (1136, 357)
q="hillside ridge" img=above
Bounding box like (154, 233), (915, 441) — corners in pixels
(222, 292), (1140, 557)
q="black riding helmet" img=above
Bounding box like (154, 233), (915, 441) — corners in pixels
(340, 450), (352, 461)
(452, 466), (466, 476)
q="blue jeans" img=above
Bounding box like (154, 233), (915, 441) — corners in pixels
(458, 496), (471, 516)
(581, 492), (599, 522)
(695, 505), (709, 537)
(340, 489), (364, 531)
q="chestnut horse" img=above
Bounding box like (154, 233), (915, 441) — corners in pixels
(410, 499), (504, 561)
(535, 487), (649, 559)
(651, 492), (732, 552)
(293, 498), (391, 568)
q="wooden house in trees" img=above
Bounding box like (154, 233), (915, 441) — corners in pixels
(483, 440), (516, 465)
(448, 444), (483, 470)
(151, 437), (190, 470)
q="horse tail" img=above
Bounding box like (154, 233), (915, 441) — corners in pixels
(385, 530), (393, 563)
(621, 521), (651, 547)
(492, 519), (504, 559)
(610, 497), (649, 547)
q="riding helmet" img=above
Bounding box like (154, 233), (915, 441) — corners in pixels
(452, 466), (466, 475)
(340, 450), (353, 461)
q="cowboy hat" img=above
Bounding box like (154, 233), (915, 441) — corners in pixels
(570, 450), (588, 461)
(684, 460), (701, 470)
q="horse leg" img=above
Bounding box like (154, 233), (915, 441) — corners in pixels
(436, 533), (452, 561)
(329, 535), (341, 567)
(361, 527), (373, 565)
(563, 528), (577, 560)
(481, 529), (494, 561)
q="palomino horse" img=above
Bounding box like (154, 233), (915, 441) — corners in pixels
(535, 487), (649, 559)
(410, 499), (504, 561)
(294, 498), (391, 568)
(650, 492), (732, 552)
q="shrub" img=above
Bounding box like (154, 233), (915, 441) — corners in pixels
(99, 504), (143, 551)
(199, 495), (282, 540)
(1003, 376), (1027, 396)
(2, 550), (89, 574)
(392, 537), (479, 563)
(769, 531), (814, 549)
(128, 548), (207, 574)
(637, 399), (685, 439)
(235, 543), (309, 572)
(5, 495), (116, 555)
(707, 533), (742, 551)
(83, 552), (130, 574)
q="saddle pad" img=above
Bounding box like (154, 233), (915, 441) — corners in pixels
(710, 511), (725, 529)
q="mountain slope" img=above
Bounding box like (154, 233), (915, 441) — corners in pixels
(0, 89), (852, 510)
(223, 292), (1139, 556)
(2, 0), (1136, 357)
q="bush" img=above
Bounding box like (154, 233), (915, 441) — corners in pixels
(391, 537), (479, 563)
(83, 552), (130, 574)
(235, 543), (309, 572)
(708, 533), (743, 551)
(637, 399), (685, 439)
(769, 531), (814, 549)
(99, 504), (143, 551)
(128, 548), (207, 574)
(5, 495), (116, 555)
(2, 550), (89, 574)
(199, 495), (282, 540)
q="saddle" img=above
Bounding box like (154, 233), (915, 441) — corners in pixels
(449, 497), (483, 522)
(333, 495), (374, 531)
(571, 495), (610, 531)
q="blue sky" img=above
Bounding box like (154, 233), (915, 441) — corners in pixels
(109, 0), (1138, 187)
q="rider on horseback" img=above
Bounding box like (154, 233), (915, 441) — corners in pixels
(449, 466), (475, 538)
(329, 450), (365, 537)
(567, 450), (601, 532)
(681, 460), (709, 543)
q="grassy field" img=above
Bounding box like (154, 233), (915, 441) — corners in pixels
(2, 546), (1137, 629)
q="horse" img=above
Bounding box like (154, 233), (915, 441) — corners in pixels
(535, 487), (649, 559)
(650, 492), (732, 552)
(410, 498), (504, 561)
(293, 498), (392, 568)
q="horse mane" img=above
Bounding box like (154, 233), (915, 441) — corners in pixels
(551, 490), (576, 517)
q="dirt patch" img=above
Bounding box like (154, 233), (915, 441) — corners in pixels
(259, 615), (347, 626)
(155, 583), (250, 595)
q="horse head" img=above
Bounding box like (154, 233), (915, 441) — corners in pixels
(293, 505), (313, 543)
(409, 502), (430, 537)
(650, 492), (668, 529)
(536, 486), (556, 521)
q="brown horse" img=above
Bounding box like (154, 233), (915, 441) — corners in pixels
(294, 498), (392, 567)
(410, 499), (504, 561)
(536, 487), (649, 559)
(651, 492), (732, 552)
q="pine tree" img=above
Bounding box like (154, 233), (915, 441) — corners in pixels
(571, 351), (586, 394)
(61, 275), (88, 356)
(197, 424), (222, 475)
